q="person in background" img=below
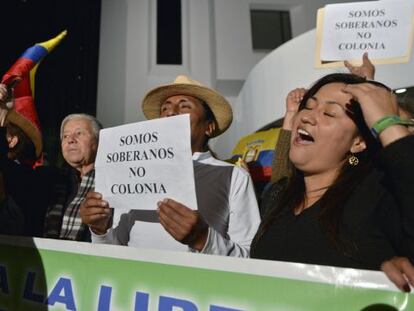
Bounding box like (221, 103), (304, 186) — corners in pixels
(396, 97), (414, 133)
(0, 83), (56, 236)
(80, 75), (260, 257)
(44, 113), (102, 242)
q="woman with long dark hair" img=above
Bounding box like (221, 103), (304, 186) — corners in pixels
(251, 73), (414, 291)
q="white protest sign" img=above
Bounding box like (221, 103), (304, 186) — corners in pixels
(319, 0), (414, 62)
(95, 114), (197, 211)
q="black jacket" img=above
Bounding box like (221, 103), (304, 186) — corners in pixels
(252, 135), (414, 270)
(0, 127), (60, 237)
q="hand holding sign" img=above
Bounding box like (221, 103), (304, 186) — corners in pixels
(381, 257), (414, 293)
(344, 52), (375, 80)
(95, 114), (197, 212)
(157, 198), (208, 251)
(93, 115), (198, 250)
(0, 83), (17, 126)
(0, 84), (8, 126)
(0, 84), (8, 103)
(80, 191), (112, 235)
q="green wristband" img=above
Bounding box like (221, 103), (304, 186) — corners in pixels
(371, 115), (414, 138)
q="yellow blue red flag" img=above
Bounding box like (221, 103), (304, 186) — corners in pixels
(1, 30), (67, 163)
(2, 30), (67, 129)
(231, 128), (281, 197)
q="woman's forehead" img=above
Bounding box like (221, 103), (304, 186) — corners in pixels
(314, 83), (352, 103)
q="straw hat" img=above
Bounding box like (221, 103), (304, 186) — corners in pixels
(7, 103), (42, 158)
(141, 75), (233, 137)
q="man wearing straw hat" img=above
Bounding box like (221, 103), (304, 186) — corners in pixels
(81, 75), (260, 257)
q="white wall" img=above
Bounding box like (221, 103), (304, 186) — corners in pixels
(97, 0), (379, 158)
(97, 0), (214, 128)
(212, 0), (375, 83)
(96, 0), (128, 128)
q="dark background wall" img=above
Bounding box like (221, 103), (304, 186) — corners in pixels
(0, 0), (101, 166)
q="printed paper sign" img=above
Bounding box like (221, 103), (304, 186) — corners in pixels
(95, 114), (197, 211)
(316, 1), (414, 66)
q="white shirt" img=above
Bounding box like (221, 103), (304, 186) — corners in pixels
(91, 151), (260, 257)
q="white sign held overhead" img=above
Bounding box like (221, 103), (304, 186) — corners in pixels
(94, 114), (197, 211)
(316, 1), (414, 67)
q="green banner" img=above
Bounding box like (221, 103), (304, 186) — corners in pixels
(0, 236), (411, 310)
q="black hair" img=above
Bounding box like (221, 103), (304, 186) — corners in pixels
(253, 73), (385, 255)
(7, 122), (37, 162)
(200, 100), (218, 148)
(201, 100), (216, 123)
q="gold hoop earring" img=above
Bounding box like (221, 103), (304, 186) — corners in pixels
(348, 154), (359, 166)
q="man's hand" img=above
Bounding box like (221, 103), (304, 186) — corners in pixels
(0, 84), (7, 103)
(381, 257), (414, 292)
(0, 85), (8, 127)
(0, 83), (14, 126)
(0, 83), (14, 109)
(79, 191), (112, 235)
(344, 52), (375, 80)
(157, 198), (208, 251)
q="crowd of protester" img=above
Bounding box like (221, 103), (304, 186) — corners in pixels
(0, 54), (413, 292)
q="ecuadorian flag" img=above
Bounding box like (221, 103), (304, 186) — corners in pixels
(1, 30), (67, 130)
(231, 128), (281, 197)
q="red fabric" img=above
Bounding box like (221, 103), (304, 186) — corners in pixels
(2, 58), (40, 130)
(1, 58), (34, 86)
(249, 166), (272, 182)
(2, 58), (43, 166)
(1, 32), (67, 167)
(14, 95), (41, 129)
